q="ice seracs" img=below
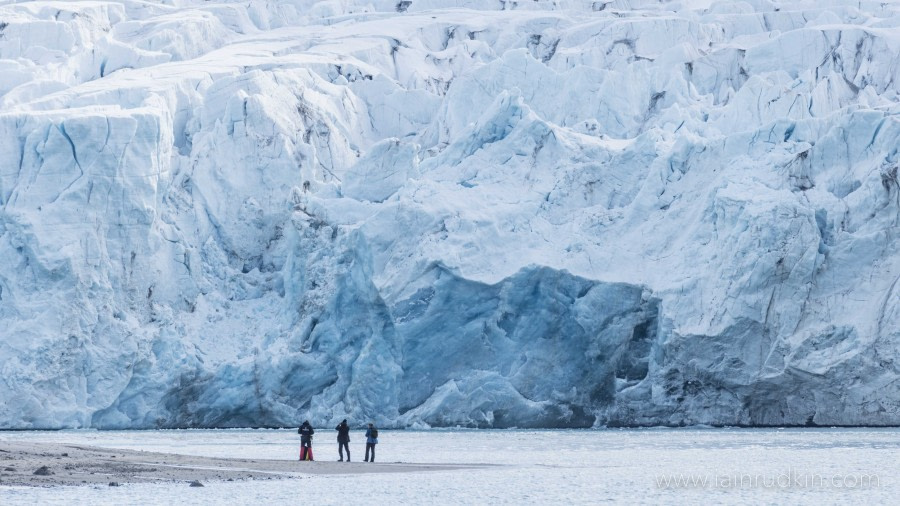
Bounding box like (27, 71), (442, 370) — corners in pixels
(0, 0), (898, 429)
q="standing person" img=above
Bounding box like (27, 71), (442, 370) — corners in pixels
(335, 419), (351, 462)
(298, 420), (315, 461)
(364, 422), (378, 463)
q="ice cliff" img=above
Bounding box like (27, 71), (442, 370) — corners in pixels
(0, 0), (898, 429)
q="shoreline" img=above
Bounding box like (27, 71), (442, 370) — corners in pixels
(0, 441), (489, 488)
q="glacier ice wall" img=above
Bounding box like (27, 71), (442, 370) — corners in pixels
(0, 0), (898, 428)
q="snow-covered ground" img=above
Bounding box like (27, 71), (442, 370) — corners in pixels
(1, 0), (899, 429)
(1, 429), (898, 504)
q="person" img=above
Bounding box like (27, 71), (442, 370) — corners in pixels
(335, 419), (351, 462)
(364, 423), (378, 463)
(298, 420), (315, 461)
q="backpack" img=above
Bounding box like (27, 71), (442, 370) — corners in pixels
(370, 428), (378, 439)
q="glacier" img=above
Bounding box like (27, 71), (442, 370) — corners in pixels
(0, 0), (898, 429)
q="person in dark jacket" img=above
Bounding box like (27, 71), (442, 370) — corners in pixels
(298, 420), (315, 461)
(364, 423), (378, 463)
(335, 419), (351, 461)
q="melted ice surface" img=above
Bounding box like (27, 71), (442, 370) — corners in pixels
(2, 429), (899, 504)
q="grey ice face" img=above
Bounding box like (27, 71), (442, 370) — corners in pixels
(1, 0), (898, 431)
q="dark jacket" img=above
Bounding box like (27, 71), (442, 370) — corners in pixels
(336, 422), (351, 443)
(365, 427), (378, 445)
(298, 423), (315, 444)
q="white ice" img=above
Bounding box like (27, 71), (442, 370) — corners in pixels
(0, 0), (898, 429)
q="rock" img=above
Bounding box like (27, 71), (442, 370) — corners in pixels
(109, 481), (120, 487)
(189, 480), (204, 487)
(33, 466), (52, 476)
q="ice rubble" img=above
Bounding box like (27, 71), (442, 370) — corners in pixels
(0, 0), (898, 429)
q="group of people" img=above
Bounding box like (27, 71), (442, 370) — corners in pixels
(297, 420), (379, 462)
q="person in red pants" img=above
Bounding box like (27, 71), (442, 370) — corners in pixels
(298, 420), (315, 461)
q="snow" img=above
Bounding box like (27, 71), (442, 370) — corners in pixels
(1, 429), (898, 504)
(0, 0), (899, 429)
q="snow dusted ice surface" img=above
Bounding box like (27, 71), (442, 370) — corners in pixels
(1, 429), (899, 504)
(1, 0), (899, 429)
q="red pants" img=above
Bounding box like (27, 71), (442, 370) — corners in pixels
(300, 445), (314, 461)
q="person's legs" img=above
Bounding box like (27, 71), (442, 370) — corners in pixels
(364, 443), (371, 462)
(338, 443), (344, 461)
(343, 442), (350, 461)
(370, 444), (375, 462)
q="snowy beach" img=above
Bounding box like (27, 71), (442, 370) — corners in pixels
(2, 429), (898, 504)
(0, 439), (477, 487)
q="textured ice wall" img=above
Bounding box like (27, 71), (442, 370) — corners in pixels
(0, 0), (898, 428)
